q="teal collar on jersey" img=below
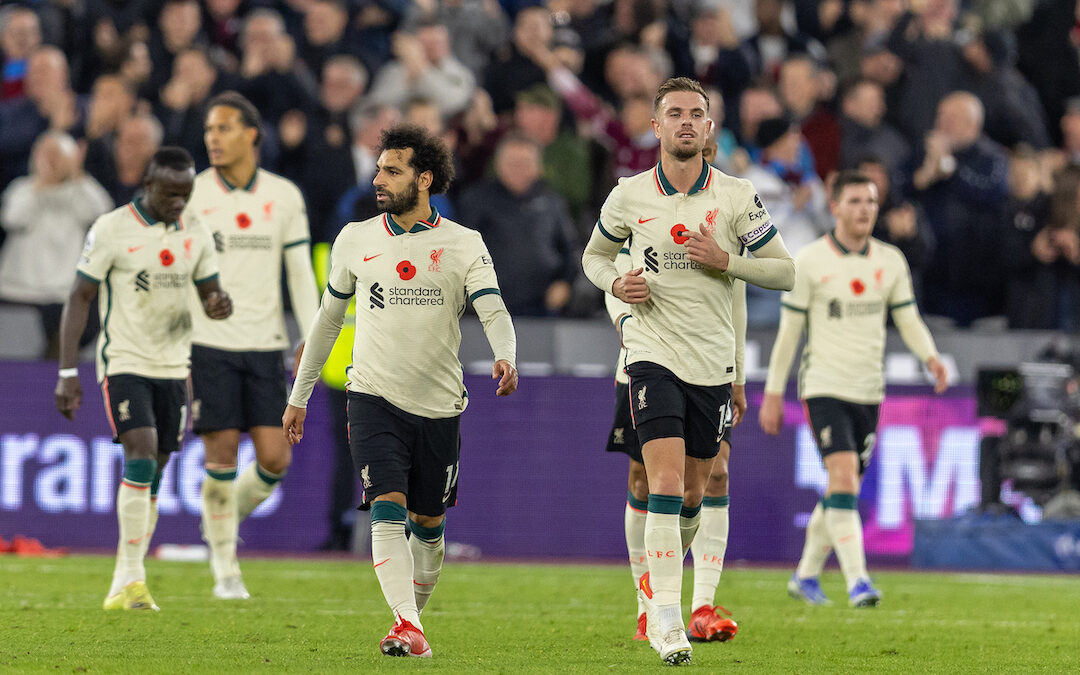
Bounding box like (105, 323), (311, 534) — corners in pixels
(214, 168), (258, 192)
(129, 197), (181, 230)
(654, 158), (712, 196)
(383, 206), (442, 235)
(828, 230), (869, 256)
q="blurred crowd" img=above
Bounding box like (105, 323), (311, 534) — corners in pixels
(3, 0), (1080, 356)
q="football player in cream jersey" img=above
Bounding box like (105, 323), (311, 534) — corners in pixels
(283, 125), (517, 659)
(583, 76), (795, 666)
(760, 170), (948, 608)
(55, 147), (232, 611)
(185, 92), (320, 600)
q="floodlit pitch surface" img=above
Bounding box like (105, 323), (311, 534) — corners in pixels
(2, 556), (1078, 672)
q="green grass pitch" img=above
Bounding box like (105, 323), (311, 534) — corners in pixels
(2, 555), (1078, 673)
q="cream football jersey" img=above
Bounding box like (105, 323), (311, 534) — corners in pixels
(782, 232), (917, 404)
(77, 199), (218, 382)
(326, 208), (504, 418)
(596, 161), (777, 386)
(185, 168), (310, 350)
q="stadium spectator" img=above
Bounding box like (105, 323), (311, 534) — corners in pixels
(0, 131), (112, 358)
(72, 0), (152, 93)
(55, 146), (231, 613)
(824, 0), (877, 85)
(349, 0), (411, 77)
(703, 86), (742, 175)
(679, 6), (751, 135)
(146, 0), (204, 105)
(84, 74), (136, 146)
(857, 155), (935, 305)
(741, 0), (826, 83)
(839, 78), (910, 179)
(235, 8), (313, 126)
(529, 38), (658, 195)
(298, 0), (354, 79)
(404, 0), (510, 76)
(367, 20), (476, 119)
(283, 124), (518, 660)
(483, 5), (552, 114)
(1015, 0), (1080, 147)
(739, 115), (829, 327)
(961, 30), (1050, 150)
(0, 4), (42, 101)
(1003, 157), (1080, 330)
(1061, 97), (1080, 166)
(85, 113), (164, 206)
(156, 47), (237, 169)
(737, 84), (785, 147)
(186, 92), (319, 602)
(279, 54), (369, 241)
(458, 133), (579, 316)
(0, 46), (81, 192)
(118, 37), (154, 99)
(883, 0), (967, 143)
(912, 91), (1009, 326)
(204, 0), (244, 61)
(778, 54), (840, 179)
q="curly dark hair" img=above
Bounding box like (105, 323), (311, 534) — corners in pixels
(377, 124), (455, 195)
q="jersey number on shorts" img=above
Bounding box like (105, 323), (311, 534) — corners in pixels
(715, 402), (730, 443)
(443, 462), (459, 503)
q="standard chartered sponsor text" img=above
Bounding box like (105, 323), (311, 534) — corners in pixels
(389, 286), (445, 305)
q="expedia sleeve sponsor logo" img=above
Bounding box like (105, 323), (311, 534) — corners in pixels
(739, 221), (773, 245)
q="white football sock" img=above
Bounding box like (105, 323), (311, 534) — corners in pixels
(624, 498), (648, 616)
(371, 519), (422, 630)
(644, 495), (684, 611)
(201, 468), (239, 582)
(109, 482), (150, 596)
(409, 531), (444, 613)
(824, 497), (869, 590)
(679, 506), (701, 558)
(691, 501), (729, 611)
(236, 463), (283, 522)
(795, 501), (832, 579)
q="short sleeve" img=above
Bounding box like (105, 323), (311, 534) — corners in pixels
(464, 232), (502, 303)
(596, 180), (631, 244)
(75, 217), (113, 283)
(780, 249), (811, 312)
(326, 231), (357, 299)
(887, 249), (917, 310)
(732, 184), (778, 253)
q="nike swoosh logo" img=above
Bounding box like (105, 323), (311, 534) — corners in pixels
(363, 254), (382, 262)
(638, 217), (657, 223)
(202, 207), (220, 215)
(127, 246), (144, 253)
(373, 557), (390, 568)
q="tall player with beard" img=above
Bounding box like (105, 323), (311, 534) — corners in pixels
(583, 77), (795, 666)
(283, 125), (517, 658)
(185, 92), (320, 600)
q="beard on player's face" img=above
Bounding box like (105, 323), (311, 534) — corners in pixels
(669, 143), (702, 161)
(377, 180), (420, 215)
